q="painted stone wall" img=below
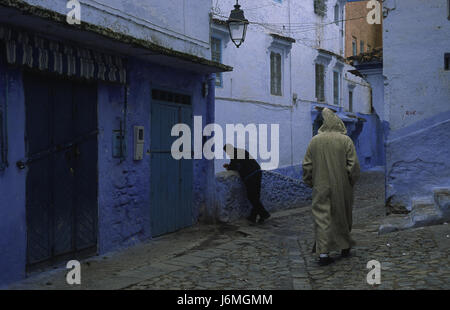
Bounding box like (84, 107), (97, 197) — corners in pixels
(386, 112), (450, 211)
(0, 55), (214, 287)
(22, 0), (212, 59)
(0, 66), (27, 286)
(214, 170), (312, 223)
(383, 0), (450, 210)
(97, 58), (213, 254)
(213, 0), (373, 176)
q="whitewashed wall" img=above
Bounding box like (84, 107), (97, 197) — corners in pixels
(23, 0), (212, 58)
(383, 0), (450, 131)
(213, 0), (371, 173)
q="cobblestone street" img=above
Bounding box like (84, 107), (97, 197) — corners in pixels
(8, 171), (450, 290)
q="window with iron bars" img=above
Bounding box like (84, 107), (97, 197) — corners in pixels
(315, 63), (325, 102)
(270, 52), (282, 96)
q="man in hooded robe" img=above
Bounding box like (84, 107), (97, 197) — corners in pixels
(302, 108), (360, 266)
(223, 144), (271, 224)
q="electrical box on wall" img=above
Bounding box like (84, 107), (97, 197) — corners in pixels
(134, 126), (144, 161)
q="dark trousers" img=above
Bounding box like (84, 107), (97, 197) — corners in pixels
(244, 171), (270, 220)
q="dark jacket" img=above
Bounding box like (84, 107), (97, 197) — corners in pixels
(228, 148), (261, 180)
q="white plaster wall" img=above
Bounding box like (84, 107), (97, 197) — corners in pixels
(383, 0), (450, 131)
(23, 0), (212, 58)
(363, 69), (386, 121)
(213, 0), (371, 172)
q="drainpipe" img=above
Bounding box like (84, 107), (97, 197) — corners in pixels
(288, 0), (294, 167)
(205, 73), (217, 223)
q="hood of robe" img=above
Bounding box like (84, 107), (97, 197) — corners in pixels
(318, 108), (347, 135)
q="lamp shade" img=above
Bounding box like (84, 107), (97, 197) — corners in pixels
(227, 2), (249, 48)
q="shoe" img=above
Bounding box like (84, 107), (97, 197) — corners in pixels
(258, 213), (271, 224)
(341, 248), (351, 258)
(246, 216), (257, 224)
(318, 256), (335, 266)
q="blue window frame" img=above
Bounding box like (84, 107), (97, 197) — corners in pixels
(211, 37), (223, 87)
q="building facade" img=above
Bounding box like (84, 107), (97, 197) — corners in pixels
(0, 0), (230, 286)
(211, 0), (381, 177)
(345, 0), (383, 58)
(382, 0), (450, 211)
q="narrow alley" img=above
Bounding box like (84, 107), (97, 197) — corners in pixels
(8, 170), (450, 290)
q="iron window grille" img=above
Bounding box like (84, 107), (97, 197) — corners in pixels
(270, 52), (282, 96)
(315, 63), (325, 102)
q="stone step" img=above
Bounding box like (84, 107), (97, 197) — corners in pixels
(410, 196), (437, 217)
(433, 187), (450, 219)
(379, 191), (449, 235)
(411, 196), (435, 210)
(411, 204), (444, 228)
(378, 215), (413, 235)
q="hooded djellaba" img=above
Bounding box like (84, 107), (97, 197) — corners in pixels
(302, 108), (360, 265)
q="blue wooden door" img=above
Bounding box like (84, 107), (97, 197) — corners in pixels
(150, 90), (193, 237)
(24, 73), (98, 269)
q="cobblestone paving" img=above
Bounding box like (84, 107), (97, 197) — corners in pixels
(8, 171), (450, 290)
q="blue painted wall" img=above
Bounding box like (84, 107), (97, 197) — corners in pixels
(96, 58), (214, 254)
(385, 111), (450, 210)
(383, 0), (450, 209)
(0, 65), (27, 286)
(0, 53), (214, 287)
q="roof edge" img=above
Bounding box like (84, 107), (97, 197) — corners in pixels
(0, 0), (233, 72)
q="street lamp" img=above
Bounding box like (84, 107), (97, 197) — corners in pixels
(227, 0), (249, 48)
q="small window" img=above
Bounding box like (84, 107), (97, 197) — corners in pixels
(360, 41), (365, 55)
(349, 90), (353, 112)
(270, 52), (282, 96)
(211, 37), (223, 87)
(315, 63), (325, 102)
(333, 71), (340, 106)
(352, 37), (357, 56)
(367, 44), (371, 52)
(445, 53), (450, 70)
(334, 4), (340, 24)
